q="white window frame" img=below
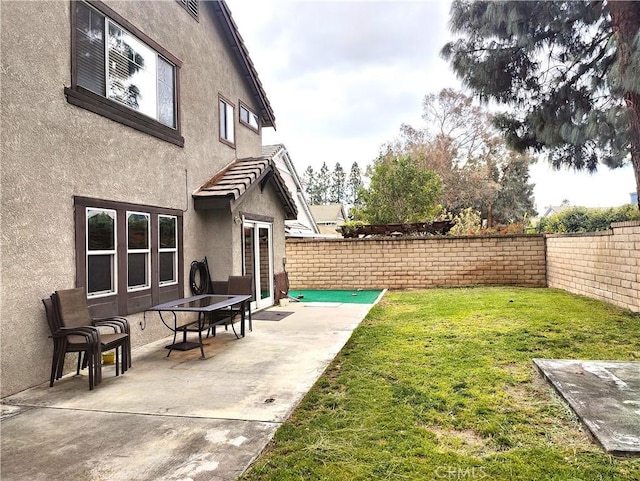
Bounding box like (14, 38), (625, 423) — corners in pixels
(158, 214), (178, 287)
(86, 207), (118, 299)
(126, 211), (151, 292)
(219, 95), (235, 145)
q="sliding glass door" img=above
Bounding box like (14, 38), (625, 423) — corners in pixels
(243, 220), (273, 310)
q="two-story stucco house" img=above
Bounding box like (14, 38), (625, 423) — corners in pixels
(1, 0), (296, 397)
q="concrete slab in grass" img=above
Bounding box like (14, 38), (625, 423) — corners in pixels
(533, 358), (640, 456)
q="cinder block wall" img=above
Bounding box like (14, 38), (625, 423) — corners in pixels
(285, 235), (547, 290)
(546, 221), (640, 312)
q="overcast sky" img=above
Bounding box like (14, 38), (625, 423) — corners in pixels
(227, 0), (637, 214)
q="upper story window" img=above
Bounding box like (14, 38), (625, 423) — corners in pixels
(219, 95), (235, 147)
(239, 101), (260, 133)
(176, 0), (199, 21)
(66, 1), (184, 147)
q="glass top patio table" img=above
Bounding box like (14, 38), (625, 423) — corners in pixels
(149, 294), (251, 312)
(147, 294), (251, 359)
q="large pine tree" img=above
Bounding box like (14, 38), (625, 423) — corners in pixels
(330, 163), (346, 204)
(302, 166), (320, 204)
(442, 0), (640, 205)
(347, 162), (364, 207)
(316, 162), (331, 204)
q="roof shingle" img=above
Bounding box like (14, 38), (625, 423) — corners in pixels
(193, 157), (298, 219)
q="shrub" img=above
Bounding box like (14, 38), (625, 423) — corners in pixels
(538, 204), (640, 233)
(448, 208), (481, 236)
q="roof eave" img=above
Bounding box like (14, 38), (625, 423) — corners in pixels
(210, 1), (276, 129)
(193, 157), (298, 219)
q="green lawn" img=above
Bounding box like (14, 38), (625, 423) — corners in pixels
(241, 287), (640, 481)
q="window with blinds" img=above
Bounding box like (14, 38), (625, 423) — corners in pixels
(67, 1), (184, 146)
(75, 2), (176, 128)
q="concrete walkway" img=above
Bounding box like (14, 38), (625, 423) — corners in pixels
(1, 301), (375, 481)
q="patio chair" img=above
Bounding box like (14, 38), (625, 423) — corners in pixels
(44, 288), (131, 389)
(228, 275), (253, 331)
(42, 297), (101, 390)
(208, 275), (253, 337)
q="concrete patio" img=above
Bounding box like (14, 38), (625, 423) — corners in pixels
(1, 301), (375, 481)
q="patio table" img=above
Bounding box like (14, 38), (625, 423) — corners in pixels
(147, 294), (251, 359)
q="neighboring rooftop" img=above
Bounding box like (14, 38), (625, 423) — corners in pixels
(541, 204), (572, 218)
(309, 204), (347, 224)
(264, 144), (320, 236)
(308, 204), (347, 237)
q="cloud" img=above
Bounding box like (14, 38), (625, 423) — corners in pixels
(229, 0), (637, 211)
(261, 1), (452, 78)
(270, 66), (420, 139)
(230, 0), (459, 147)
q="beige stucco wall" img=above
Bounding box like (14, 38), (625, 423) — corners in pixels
(1, 1), (284, 396)
(546, 221), (640, 312)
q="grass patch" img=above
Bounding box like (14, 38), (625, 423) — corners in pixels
(241, 287), (640, 480)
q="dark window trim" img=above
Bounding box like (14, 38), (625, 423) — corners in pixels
(68, 1), (184, 147)
(74, 196), (184, 316)
(75, 196), (184, 216)
(218, 93), (236, 149)
(238, 100), (260, 134)
(85, 1), (182, 66)
(176, 0), (199, 21)
(65, 87), (185, 147)
(240, 212), (274, 223)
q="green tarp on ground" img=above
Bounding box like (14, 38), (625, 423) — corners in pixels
(287, 289), (382, 304)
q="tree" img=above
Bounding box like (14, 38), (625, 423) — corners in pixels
(491, 150), (537, 224)
(301, 165), (313, 194)
(330, 162), (346, 204)
(302, 165), (322, 205)
(358, 154), (442, 224)
(442, 0), (640, 207)
(383, 89), (537, 224)
(448, 207), (482, 236)
(347, 162), (364, 207)
(316, 162), (331, 204)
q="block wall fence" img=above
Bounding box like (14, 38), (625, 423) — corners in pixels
(285, 235), (547, 290)
(285, 220), (640, 313)
(546, 221), (640, 312)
